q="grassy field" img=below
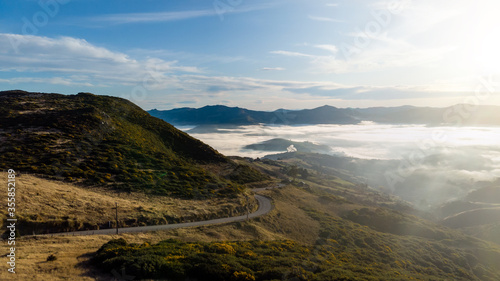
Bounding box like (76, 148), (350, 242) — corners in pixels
(3, 139), (500, 279)
(90, 184), (500, 280)
(4, 181), (500, 280)
(0, 218), (282, 280)
(0, 172), (257, 235)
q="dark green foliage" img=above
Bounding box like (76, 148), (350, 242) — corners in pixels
(282, 165), (310, 181)
(46, 254), (57, 261)
(227, 164), (271, 184)
(0, 91), (258, 198)
(93, 239), (310, 281)
(93, 217), (500, 281)
(305, 209), (500, 281)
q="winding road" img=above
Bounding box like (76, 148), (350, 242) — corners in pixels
(42, 193), (273, 237)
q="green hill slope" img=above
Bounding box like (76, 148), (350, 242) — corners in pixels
(0, 91), (263, 198)
(92, 183), (500, 281)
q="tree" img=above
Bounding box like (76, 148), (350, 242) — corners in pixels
(287, 165), (299, 182)
(300, 168), (310, 179)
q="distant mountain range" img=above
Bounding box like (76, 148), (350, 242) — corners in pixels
(149, 104), (500, 126)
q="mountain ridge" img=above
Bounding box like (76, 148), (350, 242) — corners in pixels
(149, 103), (500, 126)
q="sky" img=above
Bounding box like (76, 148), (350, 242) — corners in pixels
(1, 0), (500, 110)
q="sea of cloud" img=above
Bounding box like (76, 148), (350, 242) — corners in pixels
(180, 123), (500, 207)
(181, 123), (500, 159)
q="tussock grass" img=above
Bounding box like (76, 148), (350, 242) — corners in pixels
(0, 172), (255, 235)
(1, 219), (284, 280)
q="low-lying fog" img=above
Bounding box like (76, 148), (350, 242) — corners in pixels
(180, 123), (500, 208)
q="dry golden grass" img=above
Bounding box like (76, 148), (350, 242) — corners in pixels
(0, 172), (356, 280)
(0, 220), (285, 280)
(0, 172), (255, 233)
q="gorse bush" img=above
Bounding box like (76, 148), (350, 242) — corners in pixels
(91, 197), (500, 281)
(93, 216), (500, 281)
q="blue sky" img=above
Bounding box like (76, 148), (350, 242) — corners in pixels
(1, 0), (500, 110)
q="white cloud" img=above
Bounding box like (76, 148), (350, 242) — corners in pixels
(91, 10), (215, 24)
(0, 33), (201, 88)
(0, 77), (94, 87)
(272, 33), (452, 75)
(89, 4), (274, 25)
(270, 50), (315, 58)
(0, 33), (471, 110)
(260, 67), (285, 71)
(314, 44), (338, 55)
(308, 15), (343, 23)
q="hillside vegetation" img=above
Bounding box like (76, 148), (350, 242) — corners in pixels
(93, 186), (500, 281)
(0, 91), (265, 198)
(7, 158), (500, 280)
(0, 172), (256, 235)
(435, 184), (500, 245)
(4, 91), (500, 280)
(91, 159), (500, 280)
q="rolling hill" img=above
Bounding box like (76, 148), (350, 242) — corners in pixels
(89, 159), (500, 281)
(5, 90), (500, 280)
(244, 138), (332, 154)
(0, 90), (265, 198)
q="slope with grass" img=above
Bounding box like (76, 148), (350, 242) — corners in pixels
(92, 184), (500, 281)
(0, 172), (257, 236)
(4, 91), (500, 280)
(90, 159), (500, 280)
(0, 91), (266, 198)
(435, 184), (500, 246)
(8, 171), (500, 280)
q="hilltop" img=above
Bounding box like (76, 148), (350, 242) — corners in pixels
(0, 91), (266, 198)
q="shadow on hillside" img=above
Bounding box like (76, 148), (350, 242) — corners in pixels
(76, 252), (119, 281)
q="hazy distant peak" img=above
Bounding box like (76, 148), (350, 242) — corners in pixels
(149, 103), (500, 126)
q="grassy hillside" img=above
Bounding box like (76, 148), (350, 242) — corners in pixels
(4, 91), (500, 280)
(0, 172), (257, 235)
(8, 166), (500, 280)
(0, 91), (265, 198)
(88, 159), (500, 280)
(92, 185), (500, 281)
(434, 184), (500, 245)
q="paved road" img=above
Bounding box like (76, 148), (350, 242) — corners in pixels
(41, 194), (272, 237)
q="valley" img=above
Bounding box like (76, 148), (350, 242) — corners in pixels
(2, 91), (500, 280)
(3, 1), (500, 280)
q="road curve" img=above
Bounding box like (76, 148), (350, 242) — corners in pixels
(42, 194), (273, 237)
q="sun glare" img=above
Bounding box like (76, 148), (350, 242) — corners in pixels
(459, 1), (500, 73)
